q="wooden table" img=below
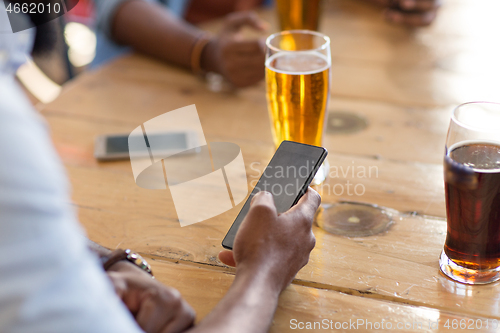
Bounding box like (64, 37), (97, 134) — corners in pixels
(41, 0), (500, 331)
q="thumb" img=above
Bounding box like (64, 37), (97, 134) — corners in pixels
(283, 187), (321, 222)
(107, 271), (127, 298)
(221, 11), (268, 34)
(250, 191), (277, 212)
(218, 250), (236, 267)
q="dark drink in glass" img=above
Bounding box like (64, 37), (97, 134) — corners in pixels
(444, 143), (500, 270)
(440, 103), (500, 284)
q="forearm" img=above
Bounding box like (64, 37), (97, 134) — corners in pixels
(187, 268), (281, 333)
(87, 239), (112, 258)
(110, 0), (217, 72)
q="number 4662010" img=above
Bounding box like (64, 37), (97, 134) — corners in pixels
(444, 319), (498, 330)
(6, 2), (61, 14)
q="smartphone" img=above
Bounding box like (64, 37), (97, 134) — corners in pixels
(222, 141), (328, 250)
(94, 131), (200, 161)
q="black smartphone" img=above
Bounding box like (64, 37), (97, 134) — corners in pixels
(222, 141), (328, 250)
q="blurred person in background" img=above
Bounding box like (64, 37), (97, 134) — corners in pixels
(93, 0), (268, 88)
(91, 0), (440, 89)
(0, 1), (321, 332)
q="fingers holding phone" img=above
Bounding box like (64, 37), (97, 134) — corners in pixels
(222, 141), (327, 250)
(220, 141), (326, 292)
(219, 187), (321, 292)
(283, 187), (322, 228)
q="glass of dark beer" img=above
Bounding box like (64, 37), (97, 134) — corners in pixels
(440, 102), (500, 284)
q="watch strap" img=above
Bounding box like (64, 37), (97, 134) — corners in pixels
(103, 249), (153, 276)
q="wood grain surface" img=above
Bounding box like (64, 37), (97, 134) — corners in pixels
(40, 0), (500, 330)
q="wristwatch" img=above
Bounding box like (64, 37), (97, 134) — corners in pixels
(102, 249), (153, 276)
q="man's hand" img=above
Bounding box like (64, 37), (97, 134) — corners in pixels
(367, 0), (441, 26)
(107, 262), (195, 333)
(202, 12), (267, 88)
(218, 188), (321, 293)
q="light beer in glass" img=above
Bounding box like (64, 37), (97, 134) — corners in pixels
(265, 30), (331, 184)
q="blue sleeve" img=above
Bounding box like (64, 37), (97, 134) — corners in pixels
(93, 0), (137, 38)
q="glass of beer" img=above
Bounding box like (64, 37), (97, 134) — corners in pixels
(276, 0), (322, 31)
(440, 102), (500, 284)
(265, 30), (331, 184)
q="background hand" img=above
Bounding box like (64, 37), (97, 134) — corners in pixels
(385, 0), (441, 26)
(218, 188), (321, 292)
(107, 262), (195, 333)
(202, 11), (267, 88)
(365, 0), (441, 26)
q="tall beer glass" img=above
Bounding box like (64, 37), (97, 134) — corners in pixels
(440, 102), (500, 284)
(276, 0), (321, 31)
(265, 30), (331, 184)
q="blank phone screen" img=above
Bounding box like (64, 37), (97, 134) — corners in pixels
(222, 141), (327, 249)
(106, 133), (188, 154)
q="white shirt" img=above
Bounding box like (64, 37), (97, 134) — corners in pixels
(0, 8), (144, 333)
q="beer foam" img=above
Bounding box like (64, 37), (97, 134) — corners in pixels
(448, 140), (500, 173)
(266, 52), (330, 75)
